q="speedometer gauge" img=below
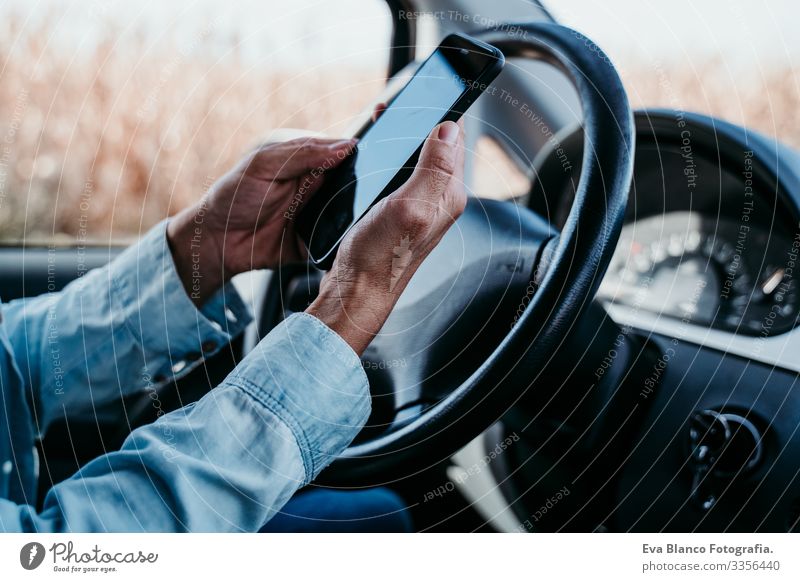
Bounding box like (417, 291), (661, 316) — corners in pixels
(597, 212), (799, 335)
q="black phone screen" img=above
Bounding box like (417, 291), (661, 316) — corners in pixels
(297, 34), (502, 266)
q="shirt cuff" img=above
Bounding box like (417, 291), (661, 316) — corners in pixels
(110, 219), (253, 384)
(226, 312), (371, 484)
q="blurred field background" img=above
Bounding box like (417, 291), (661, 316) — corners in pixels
(0, 2), (798, 242)
(622, 62), (800, 147)
(0, 6), (388, 242)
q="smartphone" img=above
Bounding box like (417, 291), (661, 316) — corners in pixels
(296, 33), (504, 268)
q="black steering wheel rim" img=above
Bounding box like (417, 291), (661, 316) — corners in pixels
(308, 22), (635, 485)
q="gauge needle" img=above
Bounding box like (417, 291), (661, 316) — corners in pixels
(761, 268), (785, 295)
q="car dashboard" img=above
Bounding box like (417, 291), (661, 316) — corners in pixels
(599, 206), (799, 337)
(507, 108), (800, 532)
(531, 108), (800, 370)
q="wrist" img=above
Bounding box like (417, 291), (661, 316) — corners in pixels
(306, 279), (393, 356)
(167, 205), (226, 307)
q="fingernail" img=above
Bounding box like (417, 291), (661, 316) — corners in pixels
(437, 121), (459, 144)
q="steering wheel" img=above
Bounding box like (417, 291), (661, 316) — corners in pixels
(261, 22), (634, 486)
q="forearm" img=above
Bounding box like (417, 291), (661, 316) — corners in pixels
(0, 313), (369, 532)
(3, 385), (303, 532)
(1, 221), (251, 432)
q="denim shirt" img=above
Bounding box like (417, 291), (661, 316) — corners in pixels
(0, 221), (370, 532)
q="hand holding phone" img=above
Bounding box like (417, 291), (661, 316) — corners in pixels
(297, 33), (504, 268)
(306, 119), (466, 354)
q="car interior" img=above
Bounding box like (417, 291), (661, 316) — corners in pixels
(1, 0), (798, 532)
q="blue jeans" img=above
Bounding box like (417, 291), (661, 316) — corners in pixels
(261, 488), (413, 533)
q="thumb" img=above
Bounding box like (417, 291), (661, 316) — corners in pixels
(396, 121), (462, 204)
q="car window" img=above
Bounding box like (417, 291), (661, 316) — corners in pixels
(472, 137), (530, 201)
(549, 0), (799, 148)
(0, 0), (392, 243)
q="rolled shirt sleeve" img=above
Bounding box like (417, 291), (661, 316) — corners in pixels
(1, 220), (252, 434)
(225, 312), (371, 482)
(0, 313), (371, 532)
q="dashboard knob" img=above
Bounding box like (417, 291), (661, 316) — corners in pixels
(687, 409), (763, 511)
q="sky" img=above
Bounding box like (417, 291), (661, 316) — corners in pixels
(2, 0), (797, 71)
(551, 0), (800, 70)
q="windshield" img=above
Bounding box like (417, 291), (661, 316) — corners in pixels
(549, 0), (799, 148)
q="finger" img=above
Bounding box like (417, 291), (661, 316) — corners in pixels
(371, 102), (387, 123)
(254, 137), (357, 180)
(442, 126), (467, 220)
